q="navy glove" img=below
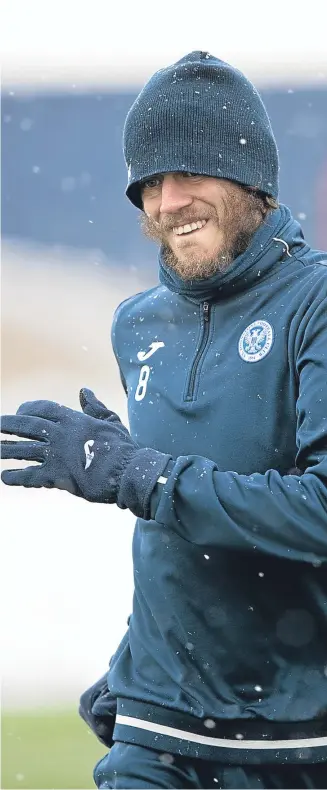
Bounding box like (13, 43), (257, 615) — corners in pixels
(1, 388), (171, 518)
(79, 674), (116, 748)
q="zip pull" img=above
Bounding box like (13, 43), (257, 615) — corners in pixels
(203, 301), (210, 321)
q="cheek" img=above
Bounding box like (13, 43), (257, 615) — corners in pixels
(202, 222), (223, 245)
(143, 198), (161, 222)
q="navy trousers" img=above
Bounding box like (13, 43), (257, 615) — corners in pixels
(93, 743), (327, 789)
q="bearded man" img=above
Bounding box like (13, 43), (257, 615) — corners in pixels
(2, 52), (327, 789)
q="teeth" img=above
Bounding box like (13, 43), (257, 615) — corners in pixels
(173, 219), (207, 235)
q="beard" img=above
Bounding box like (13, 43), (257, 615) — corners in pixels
(140, 184), (269, 281)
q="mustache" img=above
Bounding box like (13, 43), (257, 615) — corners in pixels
(152, 212), (217, 231)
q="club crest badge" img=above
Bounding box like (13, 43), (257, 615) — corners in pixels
(238, 320), (274, 363)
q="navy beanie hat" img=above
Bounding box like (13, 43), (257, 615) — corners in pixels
(123, 51), (279, 209)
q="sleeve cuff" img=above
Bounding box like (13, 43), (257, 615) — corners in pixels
(118, 448), (173, 520)
(150, 459), (175, 520)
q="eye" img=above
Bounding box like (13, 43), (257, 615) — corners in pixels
(140, 176), (162, 191)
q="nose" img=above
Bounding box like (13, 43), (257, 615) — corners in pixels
(159, 174), (193, 216)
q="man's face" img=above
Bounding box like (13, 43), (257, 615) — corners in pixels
(140, 173), (267, 280)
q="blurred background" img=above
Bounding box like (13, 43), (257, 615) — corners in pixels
(1, 1), (327, 787)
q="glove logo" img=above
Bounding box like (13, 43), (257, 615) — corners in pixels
(84, 439), (95, 470)
(238, 320), (274, 363)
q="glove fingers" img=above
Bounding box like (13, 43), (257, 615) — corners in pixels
(1, 414), (51, 440)
(1, 466), (44, 488)
(1, 440), (45, 462)
(79, 388), (119, 421)
(16, 399), (62, 421)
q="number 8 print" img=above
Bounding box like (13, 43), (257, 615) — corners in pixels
(135, 365), (150, 401)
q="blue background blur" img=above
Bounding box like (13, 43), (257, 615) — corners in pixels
(2, 87), (327, 262)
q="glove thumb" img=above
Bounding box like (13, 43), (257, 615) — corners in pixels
(79, 388), (114, 420)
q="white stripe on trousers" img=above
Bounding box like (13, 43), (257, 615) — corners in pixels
(116, 714), (327, 750)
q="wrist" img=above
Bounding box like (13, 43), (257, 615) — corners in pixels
(117, 447), (173, 519)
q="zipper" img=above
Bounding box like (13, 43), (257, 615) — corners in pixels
(185, 301), (211, 401)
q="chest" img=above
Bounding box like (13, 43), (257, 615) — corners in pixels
(119, 295), (299, 475)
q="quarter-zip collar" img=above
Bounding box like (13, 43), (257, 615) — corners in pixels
(158, 204), (307, 303)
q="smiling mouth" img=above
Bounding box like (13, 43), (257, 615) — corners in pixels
(172, 219), (208, 236)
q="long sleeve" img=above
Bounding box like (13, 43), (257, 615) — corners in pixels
(152, 296), (327, 564)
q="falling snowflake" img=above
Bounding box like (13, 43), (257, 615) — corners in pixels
(204, 718), (216, 729)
